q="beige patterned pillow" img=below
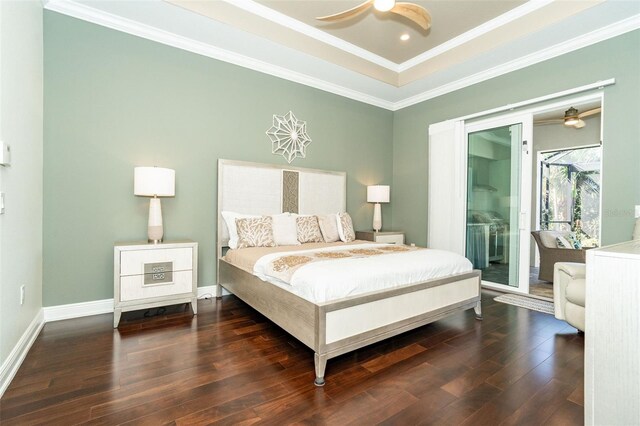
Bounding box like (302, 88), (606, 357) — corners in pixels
(296, 216), (324, 243)
(236, 216), (276, 249)
(337, 212), (355, 242)
(317, 214), (340, 243)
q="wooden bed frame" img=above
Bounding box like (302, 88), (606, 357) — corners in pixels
(216, 159), (482, 385)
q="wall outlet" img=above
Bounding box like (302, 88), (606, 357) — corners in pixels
(20, 285), (25, 305)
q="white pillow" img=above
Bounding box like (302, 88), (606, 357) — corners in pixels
(271, 213), (301, 246)
(336, 212), (356, 242)
(317, 214), (340, 243)
(221, 211), (260, 249)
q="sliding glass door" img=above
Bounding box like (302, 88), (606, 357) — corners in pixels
(465, 115), (532, 293)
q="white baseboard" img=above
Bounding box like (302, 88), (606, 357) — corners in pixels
(197, 284), (231, 298)
(44, 298), (114, 322)
(43, 285), (230, 322)
(0, 309), (44, 398)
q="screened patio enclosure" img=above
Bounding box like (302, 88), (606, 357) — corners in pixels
(539, 146), (601, 247)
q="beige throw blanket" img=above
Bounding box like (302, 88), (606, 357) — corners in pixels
(267, 245), (424, 284)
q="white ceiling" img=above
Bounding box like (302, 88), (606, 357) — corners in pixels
(44, 0), (640, 110)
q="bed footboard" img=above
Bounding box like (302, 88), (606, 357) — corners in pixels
(312, 271), (481, 385)
(219, 259), (481, 386)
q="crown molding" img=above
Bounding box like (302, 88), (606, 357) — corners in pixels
(220, 0), (400, 71)
(44, 0), (639, 112)
(43, 0), (396, 110)
(220, 0), (559, 74)
(392, 14), (640, 110)
(397, 0), (555, 72)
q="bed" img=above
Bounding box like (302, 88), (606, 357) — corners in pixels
(216, 159), (482, 386)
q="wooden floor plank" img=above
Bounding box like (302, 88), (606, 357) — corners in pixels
(0, 291), (585, 425)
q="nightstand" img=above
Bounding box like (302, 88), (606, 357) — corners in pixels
(113, 240), (198, 327)
(355, 231), (405, 245)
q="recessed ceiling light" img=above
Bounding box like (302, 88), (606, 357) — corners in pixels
(400, 33), (410, 41)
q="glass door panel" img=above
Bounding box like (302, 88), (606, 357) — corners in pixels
(466, 123), (523, 287)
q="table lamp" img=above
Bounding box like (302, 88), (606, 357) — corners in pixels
(367, 185), (390, 232)
(134, 166), (175, 244)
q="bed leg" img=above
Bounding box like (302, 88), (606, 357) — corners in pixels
(215, 283), (223, 299)
(474, 301), (483, 321)
(314, 353), (328, 387)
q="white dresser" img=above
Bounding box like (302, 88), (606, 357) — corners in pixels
(113, 240), (198, 327)
(585, 240), (640, 425)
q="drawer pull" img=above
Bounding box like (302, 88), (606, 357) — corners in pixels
(144, 261), (174, 284)
(144, 261), (173, 274)
(145, 271), (173, 285)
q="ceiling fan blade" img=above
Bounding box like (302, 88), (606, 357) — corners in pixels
(316, 0), (373, 22)
(390, 2), (432, 30)
(578, 107), (601, 119)
(534, 118), (564, 125)
(573, 119), (586, 129)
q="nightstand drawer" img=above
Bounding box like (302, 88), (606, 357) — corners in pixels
(356, 231), (405, 245)
(120, 247), (192, 276)
(120, 270), (193, 302)
(375, 234), (405, 244)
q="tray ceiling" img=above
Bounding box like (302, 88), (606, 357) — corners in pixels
(44, 0), (640, 110)
(259, 0), (528, 64)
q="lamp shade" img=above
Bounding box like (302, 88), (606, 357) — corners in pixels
(134, 167), (175, 197)
(367, 185), (390, 203)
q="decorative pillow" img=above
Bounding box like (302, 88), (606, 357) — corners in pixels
(235, 216), (276, 249)
(336, 212), (356, 243)
(556, 235), (573, 249)
(296, 216), (324, 243)
(271, 213), (301, 246)
(317, 214), (340, 243)
(571, 234), (583, 249)
(556, 233), (582, 249)
(539, 230), (564, 248)
(221, 211), (260, 249)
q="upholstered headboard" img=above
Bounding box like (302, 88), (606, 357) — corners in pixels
(217, 159), (346, 254)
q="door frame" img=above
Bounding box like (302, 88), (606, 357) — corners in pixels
(427, 90), (606, 294)
(464, 113), (533, 294)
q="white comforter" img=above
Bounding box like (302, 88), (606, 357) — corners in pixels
(253, 243), (473, 303)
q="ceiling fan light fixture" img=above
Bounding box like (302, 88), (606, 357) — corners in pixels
(373, 0), (395, 12)
(564, 107), (579, 126)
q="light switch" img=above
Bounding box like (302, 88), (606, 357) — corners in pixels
(0, 193), (4, 214)
(635, 205), (640, 218)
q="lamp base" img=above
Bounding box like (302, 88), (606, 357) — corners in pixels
(372, 203), (382, 232)
(147, 198), (164, 244)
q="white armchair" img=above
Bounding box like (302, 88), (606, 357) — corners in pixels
(553, 262), (586, 332)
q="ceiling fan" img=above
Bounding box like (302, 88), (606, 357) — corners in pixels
(534, 106), (601, 129)
(316, 0), (432, 31)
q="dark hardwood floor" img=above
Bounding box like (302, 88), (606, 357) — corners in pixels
(0, 291), (584, 425)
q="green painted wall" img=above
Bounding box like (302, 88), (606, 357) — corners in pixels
(43, 12), (393, 306)
(44, 10), (639, 307)
(392, 30), (640, 247)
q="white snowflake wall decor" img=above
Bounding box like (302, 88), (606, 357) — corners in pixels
(266, 111), (312, 164)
